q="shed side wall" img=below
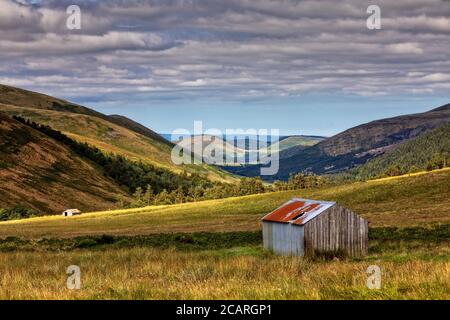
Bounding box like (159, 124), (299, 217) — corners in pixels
(303, 205), (368, 257)
(262, 221), (304, 256)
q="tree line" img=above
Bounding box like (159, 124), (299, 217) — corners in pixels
(125, 173), (326, 208)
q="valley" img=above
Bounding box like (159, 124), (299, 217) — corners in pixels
(0, 84), (449, 300)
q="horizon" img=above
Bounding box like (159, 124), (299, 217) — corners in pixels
(4, 83), (449, 137)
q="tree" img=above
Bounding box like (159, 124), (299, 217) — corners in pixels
(426, 154), (445, 171)
(385, 165), (401, 177)
(131, 187), (145, 208)
(238, 177), (266, 195)
(273, 180), (288, 191)
(144, 185), (154, 206)
(154, 189), (173, 205)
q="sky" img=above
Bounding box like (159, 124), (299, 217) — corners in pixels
(0, 0), (449, 136)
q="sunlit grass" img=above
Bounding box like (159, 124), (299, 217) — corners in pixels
(0, 244), (448, 300)
(0, 169), (449, 238)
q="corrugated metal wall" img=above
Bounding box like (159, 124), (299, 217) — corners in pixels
(262, 221), (304, 255)
(262, 204), (368, 257)
(303, 204), (368, 257)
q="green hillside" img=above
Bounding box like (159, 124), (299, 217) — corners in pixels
(277, 135), (325, 158)
(279, 135), (325, 150)
(350, 124), (450, 180)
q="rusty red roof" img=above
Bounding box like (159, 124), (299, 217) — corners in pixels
(262, 198), (335, 225)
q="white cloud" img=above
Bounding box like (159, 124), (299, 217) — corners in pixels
(421, 73), (450, 82)
(387, 43), (424, 55)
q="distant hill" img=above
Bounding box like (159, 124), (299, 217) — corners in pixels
(314, 103), (450, 157)
(348, 123), (450, 180)
(0, 113), (129, 214)
(224, 103), (450, 180)
(173, 134), (248, 165)
(162, 133), (325, 166)
(0, 84), (234, 183)
(277, 135), (325, 158)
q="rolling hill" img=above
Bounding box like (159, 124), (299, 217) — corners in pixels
(0, 168), (448, 238)
(0, 84), (234, 183)
(225, 103), (450, 180)
(165, 134), (325, 166)
(0, 112), (130, 214)
(348, 123), (450, 180)
(277, 135), (326, 158)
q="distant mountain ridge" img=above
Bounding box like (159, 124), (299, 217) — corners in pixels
(223, 102), (450, 180)
(315, 103), (450, 157)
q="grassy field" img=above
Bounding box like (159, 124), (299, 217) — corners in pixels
(0, 238), (448, 299)
(0, 169), (448, 300)
(0, 169), (448, 239)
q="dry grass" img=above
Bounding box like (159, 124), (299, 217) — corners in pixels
(1, 169), (449, 239)
(0, 170), (448, 300)
(0, 245), (448, 300)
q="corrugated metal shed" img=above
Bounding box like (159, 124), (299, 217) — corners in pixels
(262, 198), (335, 225)
(262, 198), (368, 257)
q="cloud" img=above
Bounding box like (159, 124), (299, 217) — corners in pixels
(387, 43), (424, 54)
(0, 0), (449, 102)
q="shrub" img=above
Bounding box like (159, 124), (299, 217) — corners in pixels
(75, 239), (98, 248)
(0, 206), (36, 221)
(97, 235), (115, 245)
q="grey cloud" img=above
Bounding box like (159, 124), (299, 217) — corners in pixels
(0, 0), (449, 102)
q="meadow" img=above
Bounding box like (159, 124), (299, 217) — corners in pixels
(0, 170), (448, 299)
(0, 238), (448, 299)
(0, 168), (448, 239)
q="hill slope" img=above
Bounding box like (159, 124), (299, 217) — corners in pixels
(279, 103), (450, 177)
(0, 168), (448, 238)
(107, 114), (172, 146)
(0, 113), (129, 214)
(225, 103), (450, 180)
(0, 84), (234, 182)
(349, 124), (450, 180)
(277, 135), (326, 158)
